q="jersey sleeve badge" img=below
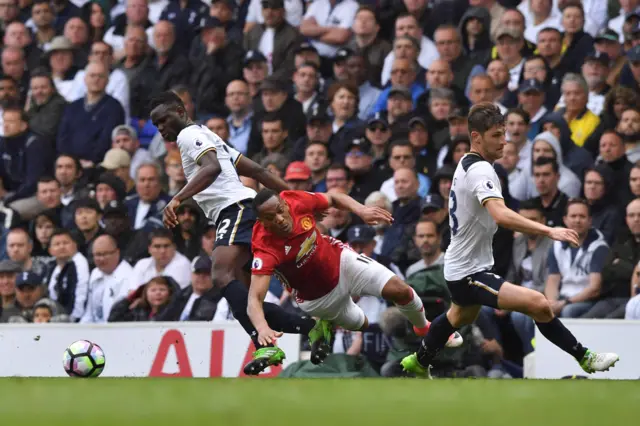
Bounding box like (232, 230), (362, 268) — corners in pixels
(300, 216), (313, 231)
(252, 257), (263, 270)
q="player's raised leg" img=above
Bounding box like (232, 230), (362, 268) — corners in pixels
(497, 283), (619, 373)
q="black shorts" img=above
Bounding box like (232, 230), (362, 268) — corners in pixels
(214, 199), (256, 247)
(446, 270), (506, 308)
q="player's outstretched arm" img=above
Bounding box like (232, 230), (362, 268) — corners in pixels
(248, 274), (283, 346)
(236, 155), (290, 192)
(322, 192), (394, 226)
(484, 199), (579, 246)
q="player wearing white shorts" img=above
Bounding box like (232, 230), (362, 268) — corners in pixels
(149, 92), (322, 374)
(402, 103), (619, 378)
(247, 189), (462, 367)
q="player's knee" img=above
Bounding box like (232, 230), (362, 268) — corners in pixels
(359, 316), (369, 331)
(529, 293), (553, 322)
(382, 278), (413, 304)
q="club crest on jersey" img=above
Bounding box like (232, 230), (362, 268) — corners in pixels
(252, 257), (263, 270)
(296, 231), (317, 263)
(300, 216), (313, 231)
(195, 139), (203, 147)
(483, 180), (495, 191)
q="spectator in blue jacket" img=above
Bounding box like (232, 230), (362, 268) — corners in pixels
(0, 104), (52, 216)
(56, 61), (125, 168)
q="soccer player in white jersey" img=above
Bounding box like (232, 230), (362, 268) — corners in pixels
(401, 103), (619, 377)
(149, 91), (322, 375)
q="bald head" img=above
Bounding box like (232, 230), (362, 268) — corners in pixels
(4, 21), (30, 48)
(85, 61), (109, 94)
(225, 79), (251, 113)
(427, 59), (453, 88)
(92, 234), (120, 274)
(154, 20), (175, 54)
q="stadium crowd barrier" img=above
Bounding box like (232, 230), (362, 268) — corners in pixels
(528, 319), (640, 380)
(0, 322), (300, 377)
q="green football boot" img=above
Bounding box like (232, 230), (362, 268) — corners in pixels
(243, 346), (286, 375)
(308, 319), (332, 365)
(400, 353), (433, 379)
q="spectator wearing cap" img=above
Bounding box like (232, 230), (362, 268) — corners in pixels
(56, 61), (126, 167)
(6, 228), (48, 277)
(244, 0), (303, 32)
(0, 104), (52, 216)
(104, 0), (155, 60)
(172, 255), (219, 321)
(556, 73), (600, 148)
(420, 192), (450, 250)
(130, 228), (192, 293)
(243, 50), (269, 99)
(345, 52), (381, 121)
(190, 16), (244, 118)
(46, 37), (79, 101)
(126, 162), (171, 231)
(620, 44), (640, 95)
(383, 86), (414, 136)
(0, 259), (21, 313)
(345, 138), (386, 203)
(46, 228), (90, 321)
(111, 124), (152, 179)
(299, 0), (358, 62)
(492, 26), (526, 92)
(100, 148), (134, 193)
(348, 224), (378, 261)
(555, 51), (610, 116)
(225, 80), (253, 155)
(406, 116), (434, 178)
(251, 112), (291, 164)
(173, 201), (202, 260)
(609, 1), (640, 42)
(366, 112), (392, 176)
(304, 141), (329, 192)
(200, 220), (216, 258)
(244, 0), (304, 80)
(247, 75), (306, 158)
(290, 103), (333, 161)
(80, 234), (133, 323)
(381, 14), (438, 87)
(102, 199), (150, 265)
(284, 161), (312, 191)
(380, 140), (430, 203)
(159, 0), (208, 52)
(71, 197), (105, 262)
(26, 69), (68, 142)
(95, 172), (126, 209)
(210, 0), (243, 44)
(593, 28), (625, 86)
(346, 6), (391, 88)
(293, 62), (322, 115)
(1, 270), (68, 323)
(332, 47), (353, 83)
(522, 0), (562, 44)
(517, 78), (548, 140)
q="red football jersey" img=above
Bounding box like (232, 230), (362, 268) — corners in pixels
(251, 191), (348, 301)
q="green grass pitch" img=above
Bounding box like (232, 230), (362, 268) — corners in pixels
(0, 378), (636, 425)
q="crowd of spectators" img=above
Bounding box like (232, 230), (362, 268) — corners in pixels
(1, 0), (640, 377)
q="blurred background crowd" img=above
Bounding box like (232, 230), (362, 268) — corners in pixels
(1, 0), (640, 378)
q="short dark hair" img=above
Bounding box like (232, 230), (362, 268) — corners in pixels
(306, 140), (329, 155)
(533, 156), (559, 173)
(56, 153), (82, 174)
(7, 227), (32, 244)
(389, 139), (413, 155)
(252, 188), (279, 212)
(262, 112), (284, 128)
(506, 107), (530, 125)
(33, 0), (52, 7)
(50, 228), (75, 242)
(415, 218), (439, 232)
(560, 0), (584, 16)
(565, 197), (591, 216)
(518, 199), (543, 214)
(327, 163), (352, 180)
(468, 102), (505, 135)
(148, 91), (185, 112)
(538, 27), (562, 38)
(600, 129), (623, 145)
(38, 176), (60, 186)
(149, 228), (175, 245)
(2, 104), (28, 122)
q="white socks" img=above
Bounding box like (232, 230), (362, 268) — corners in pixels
(395, 287), (428, 328)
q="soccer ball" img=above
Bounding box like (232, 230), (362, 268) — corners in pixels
(62, 340), (106, 378)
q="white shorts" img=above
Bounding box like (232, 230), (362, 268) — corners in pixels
(298, 249), (395, 330)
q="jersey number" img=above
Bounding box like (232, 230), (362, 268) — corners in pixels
(216, 219), (231, 241)
(450, 190), (459, 236)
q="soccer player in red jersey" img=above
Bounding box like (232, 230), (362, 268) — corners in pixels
(246, 189), (463, 369)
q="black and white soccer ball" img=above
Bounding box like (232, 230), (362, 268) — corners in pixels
(62, 340), (106, 378)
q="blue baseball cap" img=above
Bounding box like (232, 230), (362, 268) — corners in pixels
(518, 78), (544, 93)
(347, 225), (376, 244)
(16, 271), (44, 288)
(191, 255), (212, 273)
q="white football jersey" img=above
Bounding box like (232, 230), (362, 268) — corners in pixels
(177, 124), (256, 222)
(444, 153), (504, 281)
